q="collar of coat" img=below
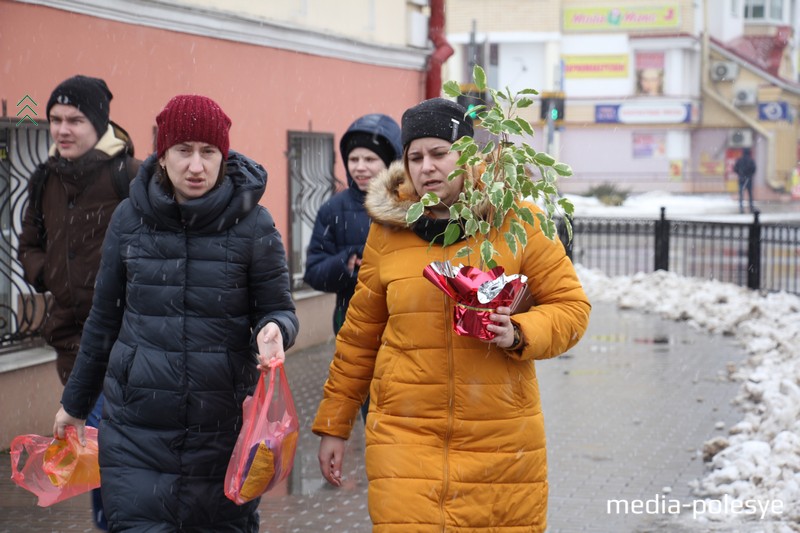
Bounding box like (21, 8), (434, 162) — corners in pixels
(129, 150), (268, 233)
(364, 159), (493, 245)
(45, 122), (135, 181)
(48, 121), (132, 161)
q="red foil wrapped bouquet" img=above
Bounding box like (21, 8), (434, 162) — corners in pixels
(423, 260), (533, 340)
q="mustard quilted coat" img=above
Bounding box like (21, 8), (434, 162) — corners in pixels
(312, 163), (591, 532)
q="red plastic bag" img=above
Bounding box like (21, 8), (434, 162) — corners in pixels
(10, 426), (101, 507)
(224, 362), (299, 505)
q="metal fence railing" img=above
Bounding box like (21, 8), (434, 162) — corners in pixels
(563, 208), (800, 296)
(1, 121), (51, 352)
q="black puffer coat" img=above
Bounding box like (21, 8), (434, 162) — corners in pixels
(61, 151), (299, 532)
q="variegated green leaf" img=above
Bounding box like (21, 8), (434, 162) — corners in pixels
(504, 231), (518, 256)
(516, 117), (534, 135)
(474, 65), (487, 91)
(443, 80), (461, 97)
(465, 218), (479, 236)
(518, 207), (535, 226)
(421, 192), (441, 207)
(443, 222), (462, 247)
(533, 152), (556, 166)
(454, 246), (473, 259)
(406, 202), (424, 223)
(480, 240), (496, 267)
(451, 137), (472, 151)
(553, 162), (573, 176)
(501, 119), (522, 134)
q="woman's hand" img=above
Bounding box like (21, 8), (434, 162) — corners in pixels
(53, 407), (87, 446)
(256, 322), (285, 371)
(346, 254), (362, 274)
(486, 306), (519, 349)
(318, 435), (346, 487)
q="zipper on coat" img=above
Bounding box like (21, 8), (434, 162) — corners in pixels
(438, 251), (455, 532)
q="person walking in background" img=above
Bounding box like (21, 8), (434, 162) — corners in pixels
(313, 97), (591, 531)
(18, 74), (141, 530)
(304, 113), (402, 334)
(53, 94), (298, 532)
(19, 75), (140, 387)
(304, 113), (401, 422)
(734, 147), (757, 213)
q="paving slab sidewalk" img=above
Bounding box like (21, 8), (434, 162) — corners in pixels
(0, 301), (750, 533)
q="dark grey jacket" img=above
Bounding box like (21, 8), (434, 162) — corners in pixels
(62, 151), (298, 531)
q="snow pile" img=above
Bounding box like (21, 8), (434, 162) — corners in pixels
(576, 265), (800, 527)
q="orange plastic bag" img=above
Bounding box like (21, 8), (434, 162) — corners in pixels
(10, 426), (101, 507)
(224, 362), (299, 505)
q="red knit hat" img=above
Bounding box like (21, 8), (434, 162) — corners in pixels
(156, 95), (231, 159)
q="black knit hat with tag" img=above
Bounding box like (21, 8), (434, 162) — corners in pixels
(401, 97), (474, 148)
(46, 75), (113, 138)
(342, 131), (397, 168)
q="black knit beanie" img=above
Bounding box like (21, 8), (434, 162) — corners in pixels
(47, 75), (113, 138)
(401, 97), (474, 148)
(342, 131), (396, 168)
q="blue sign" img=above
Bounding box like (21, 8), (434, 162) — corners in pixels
(758, 102), (789, 121)
(594, 102), (693, 124)
(595, 104), (620, 123)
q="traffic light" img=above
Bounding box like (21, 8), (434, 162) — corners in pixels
(457, 83), (487, 120)
(540, 92), (565, 122)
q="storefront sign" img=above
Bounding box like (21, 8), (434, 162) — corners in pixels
(632, 133), (666, 159)
(595, 103), (693, 124)
(564, 6), (681, 32)
(563, 55), (629, 78)
(758, 102), (789, 121)
(698, 153), (724, 175)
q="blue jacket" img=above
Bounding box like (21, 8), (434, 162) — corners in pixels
(304, 114), (401, 332)
(61, 151), (299, 531)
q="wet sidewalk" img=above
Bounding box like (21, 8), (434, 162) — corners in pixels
(0, 300), (750, 532)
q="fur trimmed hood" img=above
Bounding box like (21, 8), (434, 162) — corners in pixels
(364, 161), (417, 228)
(364, 159), (494, 229)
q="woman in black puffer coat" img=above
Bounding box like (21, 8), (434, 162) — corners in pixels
(54, 95), (299, 532)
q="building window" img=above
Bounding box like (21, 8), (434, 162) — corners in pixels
(745, 0), (766, 18)
(744, 0), (784, 21)
(770, 0), (784, 19)
(286, 131), (336, 290)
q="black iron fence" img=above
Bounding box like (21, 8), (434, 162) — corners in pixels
(1, 121), (51, 352)
(563, 207), (800, 296)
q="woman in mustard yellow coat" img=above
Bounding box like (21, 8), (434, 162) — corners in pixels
(313, 98), (591, 532)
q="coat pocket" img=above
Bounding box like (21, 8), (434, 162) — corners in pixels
(506, 358), (539, 413)
(106, 341), (136, 408)
(372, 350), (400, 411)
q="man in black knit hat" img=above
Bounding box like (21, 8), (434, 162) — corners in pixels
(18, 74), (141, 531)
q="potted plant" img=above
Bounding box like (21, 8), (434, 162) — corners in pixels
(406, 65), (575, 339)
